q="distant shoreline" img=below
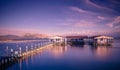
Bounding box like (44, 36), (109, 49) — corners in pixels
(0, 40), (46, 43)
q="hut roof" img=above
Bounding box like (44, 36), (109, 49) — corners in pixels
(66, 36), (88, 39)
(94, 35), (113, 39)
(50, 36), (64, 39)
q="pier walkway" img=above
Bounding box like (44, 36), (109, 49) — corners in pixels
(0, 42), (53, 70)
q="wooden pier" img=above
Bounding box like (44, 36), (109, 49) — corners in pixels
(0, 43), (53, 70)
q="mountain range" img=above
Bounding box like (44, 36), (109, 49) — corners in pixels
(0, 33), (48, 41)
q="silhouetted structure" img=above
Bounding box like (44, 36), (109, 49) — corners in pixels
(66, 36), (88, 45)
(88, 35), (113, 46)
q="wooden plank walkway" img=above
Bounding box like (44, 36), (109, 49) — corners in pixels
(0, 43), (53, 70)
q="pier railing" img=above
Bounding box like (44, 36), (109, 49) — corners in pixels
(0, 41), (53, 70)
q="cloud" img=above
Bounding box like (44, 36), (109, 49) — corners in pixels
(107, 16), (120, 27)
(85, 0), (115, 12)
(59, 20), (96, 28)
(107, 23), (113, 28)
(58, 23), (70, 26)
(85, 0), (106, 9)
(68, 0), (119, 19)
(0, 28), (44, 36)
(69, 6), (95, 15)
(97, 16), (105, 20)
(73, 20), (96, 28)
(65, 30), (112, 36)
(66, 18), (75, 22)
(69, 6), (88, 13)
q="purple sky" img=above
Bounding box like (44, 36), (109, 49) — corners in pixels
(0, 0), (120, 36)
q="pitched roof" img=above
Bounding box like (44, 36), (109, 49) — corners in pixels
(94, 35), (113, 39)
(66, 36), (88, 39)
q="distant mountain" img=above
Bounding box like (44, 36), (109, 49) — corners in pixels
(0, 34), (20, 41)
(22, 33), (48, 38)
(0, 33), (49, 41)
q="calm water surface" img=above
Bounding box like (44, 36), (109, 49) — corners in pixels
(1, 40), (120, 70)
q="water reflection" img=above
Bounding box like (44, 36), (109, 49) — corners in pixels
(2, 40), (120, 70)
(5, 46), (9, 56)
(69, 43), (84, 48)
(19, 59), (22, 70)
(25, 55), (28, 70)
(90, 44), (113, 59)
(50, 43), (67, 58)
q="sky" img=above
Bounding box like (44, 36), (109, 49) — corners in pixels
(0, 0), (120, 36)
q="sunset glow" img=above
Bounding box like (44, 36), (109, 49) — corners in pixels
(0, 0), (120, 37)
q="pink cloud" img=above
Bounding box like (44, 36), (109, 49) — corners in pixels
(0, 28), (44, 36)
(64, 30), (111, 36)
(59, 20), (96, 28)
(69, 6), (88, 13)
(107, 16), (120, 27)
(97, 16), (105, 20)
(73, 20), (96, 28)
(85, 0), (104, 9)
(69, 6), (96, 15)
(85, 0), (115, 12)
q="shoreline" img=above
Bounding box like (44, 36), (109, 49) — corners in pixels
(0, 40), (47, 43)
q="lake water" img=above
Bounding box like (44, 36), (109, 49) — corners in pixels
(1, 40), (120, 70)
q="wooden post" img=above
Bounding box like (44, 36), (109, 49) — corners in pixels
(10, 48), (13, 56)
(26, 46), (28, 52)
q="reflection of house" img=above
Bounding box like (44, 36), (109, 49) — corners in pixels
(50, 36), (66, 43)
(51, 46), (67, 58)
(91, 35), (113, 45)
(66, 36), (87, 44)
(96, 47), (108, 56)
(91, 46), (109, 58)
